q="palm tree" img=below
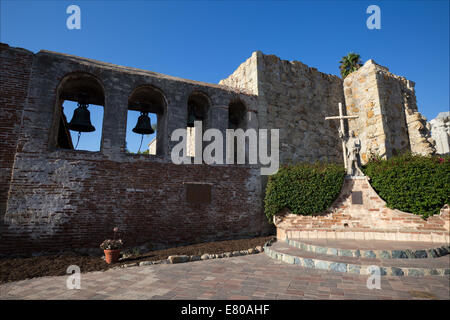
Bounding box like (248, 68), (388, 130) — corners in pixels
(339, 52), (363, 78)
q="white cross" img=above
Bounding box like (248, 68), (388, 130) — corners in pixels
(325, 102), (358, 169)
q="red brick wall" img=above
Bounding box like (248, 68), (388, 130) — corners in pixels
(0, 155), (262, 254)
(0, 44), (266, 255)
(0, 44), (34, 230)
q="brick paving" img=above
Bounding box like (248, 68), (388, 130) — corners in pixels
(0, 254), (448, 300)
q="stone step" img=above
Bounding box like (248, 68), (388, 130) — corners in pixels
(281, 229), (450, 243)
(264, 240), (450, 276)
(285, 238), (450, 259)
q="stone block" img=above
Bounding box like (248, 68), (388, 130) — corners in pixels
(168, 255), (189, 264)
(330, 263), (347, 273)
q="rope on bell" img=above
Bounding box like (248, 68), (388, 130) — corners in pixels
(138, 134), (144, 153)
(75, 132), (81, 150)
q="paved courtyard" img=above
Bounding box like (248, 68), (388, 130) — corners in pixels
(0, 254), (448, 300)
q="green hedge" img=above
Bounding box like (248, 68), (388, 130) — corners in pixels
(264, 162), (345, 223)
(362, 153), (450, 219)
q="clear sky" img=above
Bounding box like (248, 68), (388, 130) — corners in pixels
(1, 0), (449, 152)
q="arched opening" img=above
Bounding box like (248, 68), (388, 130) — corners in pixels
(52, 72), (105, 151)
(185, 92), (210, 157)
(228, 100), (248, 162)
(127, 85), (167, 155)
(228, 100), (247, 130)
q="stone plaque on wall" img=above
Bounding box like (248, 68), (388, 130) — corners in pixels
(185, 183), (211, 204)
(351, 191), (363, 204)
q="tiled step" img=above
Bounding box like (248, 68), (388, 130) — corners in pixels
(281, 229), (450, 243)
(264, 240), (450, 276)
(286, 238), (449, 259)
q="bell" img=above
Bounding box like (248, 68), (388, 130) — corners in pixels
(187, 113), (196, 127)
(68, 103), (95, 132)
(132, 112), (154, 135)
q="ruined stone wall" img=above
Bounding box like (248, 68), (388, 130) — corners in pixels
(401, 79), (436, 156)
(223, 53), (435, 165)
(344, 60), (435, 163)
(376, 65), (435, 156)
(376, 67), (411, 157)
(257, 53), (344, 164)
(219, 52), (258, 95)
(430, 112), (450, 155)
(0, 44), (266, 255)
(344, 60), (389, 162)
(221, 52), (345, 165)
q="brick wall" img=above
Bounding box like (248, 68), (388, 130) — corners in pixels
(0, 44), (266, 255)
(1, 154), (263, 253)
(0, 44), (34, 238)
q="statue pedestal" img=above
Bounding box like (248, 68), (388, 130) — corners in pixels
(274, 175), (450, 243)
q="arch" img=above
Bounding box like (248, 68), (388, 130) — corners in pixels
(186, 91), (212, 157)
(56, 71), (105, 106)
(50, 72), (106, 151)
(128, 84), (168, 115)
(126, 85), (168, 155)
(187, 90), (211, 124)
(228, 99), (247, 130)
(228, 99), (249, 163)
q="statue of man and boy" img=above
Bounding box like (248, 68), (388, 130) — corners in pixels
(339, 128), (364, 176)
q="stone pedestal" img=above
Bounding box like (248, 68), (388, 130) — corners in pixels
(274, 176), (450, 243)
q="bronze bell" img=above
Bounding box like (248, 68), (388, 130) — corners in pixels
(132, 112), (154, 135)
(68, 102), (95, 132)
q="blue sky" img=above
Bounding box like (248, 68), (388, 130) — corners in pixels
(1, 0), (449, 152)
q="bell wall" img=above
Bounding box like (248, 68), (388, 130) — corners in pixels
(0, 43), (266, 254)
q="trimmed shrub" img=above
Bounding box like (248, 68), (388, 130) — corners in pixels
(363, 153), (450, 219)
(264, 162), (345, 223)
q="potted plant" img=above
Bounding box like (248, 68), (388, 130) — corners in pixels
(100, 227), (123, 264)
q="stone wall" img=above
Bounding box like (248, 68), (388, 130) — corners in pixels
(219, 52), (259, 95)
(221, 52), (345, 165)
(429, 112), (450, 155)
(257, 54), (345, 164)
(376, 66), (411, 157)
(344, 60), (435, 163)
(0, 43), (266, 255)
(343, 60), (387, 163)
(396, 74), (435, 156)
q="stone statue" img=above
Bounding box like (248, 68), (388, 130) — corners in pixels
(429, 112), (450, 155)
(339, 129), (364, 176)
